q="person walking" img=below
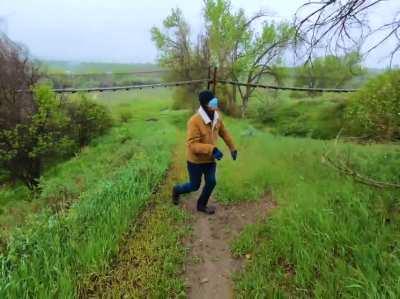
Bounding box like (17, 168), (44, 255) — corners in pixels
(172, 90), (237, 214)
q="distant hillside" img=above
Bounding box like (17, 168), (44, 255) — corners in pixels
(40, 60), (161, 74)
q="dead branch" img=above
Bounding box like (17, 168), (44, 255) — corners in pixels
(294, 0), (400, 64)
(323, 154), (400, 189)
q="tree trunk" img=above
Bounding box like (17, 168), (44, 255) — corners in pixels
(241, 85), (252, 118)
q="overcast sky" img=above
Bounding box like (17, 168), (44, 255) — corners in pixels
(1, 0), (399, 67)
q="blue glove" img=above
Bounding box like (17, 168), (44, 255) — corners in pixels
(231, 150), (238, 161)
(212, 147), (223, 160)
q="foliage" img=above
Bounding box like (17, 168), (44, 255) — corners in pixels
(151, 1), (294, 115)
(0, 86), (74, 189)
(0, 90), (174, 240)
(294, 52), (365, 91)
(118, 109), (133, 123)
(65, 93), (113, 147)
(345, 69), (400, 140)
(151, 8), (209, 110)
(0, 85), (112, 189)
(204, 0), (294, 115)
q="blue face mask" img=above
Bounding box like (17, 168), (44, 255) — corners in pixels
(208, 97), (218, 109)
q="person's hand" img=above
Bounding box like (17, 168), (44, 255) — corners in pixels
(212, 147), (223, 160)
(231, 150), (238, 161)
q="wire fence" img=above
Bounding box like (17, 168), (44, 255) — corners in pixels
(51, 79), (211, 94)
(217, 80), (358, 93)
(46, 79), (358, 94)
(19, 66), (361, 94)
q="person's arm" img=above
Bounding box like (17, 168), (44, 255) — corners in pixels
(187, 118), (215, 155)
(218, 120), (236, 151)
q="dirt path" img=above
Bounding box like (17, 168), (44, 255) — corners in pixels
(182, 195), (275, 299)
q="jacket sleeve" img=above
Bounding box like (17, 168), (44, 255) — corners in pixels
(187, 118), (215, 155)
(219, 120), (236, 151)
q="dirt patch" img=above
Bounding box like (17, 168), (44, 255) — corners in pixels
(182, 195), (275, 299)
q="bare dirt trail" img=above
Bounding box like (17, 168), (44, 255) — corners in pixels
(182, 195), (275, 299)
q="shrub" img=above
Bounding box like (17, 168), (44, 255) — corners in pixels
(0, 85), (74, 189)
(65, 94), (113, 147)
(345, 70), (400, 140)
(119, 109), (133, 123)
(0, 86), (113, 188)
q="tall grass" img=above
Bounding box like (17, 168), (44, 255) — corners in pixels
(248, 90), (347, 139)
(0, 117), (177, 298)
(215, 119), (400, 297)
(0, 89), (175, 236)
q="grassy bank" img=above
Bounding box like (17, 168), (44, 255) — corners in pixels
(214, 118), (400, 298)
(0, 89), (174, 237)
(0, 92), (178, 298)
(248, 90), (348, 139)
(1, 87), (399, 297)
(81, 131), (190, 298)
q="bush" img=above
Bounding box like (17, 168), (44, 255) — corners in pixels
(119, 109), (133, 123)
(65, 93), (113, 147)
(0, 86), (113, 188)
(345, 70), (400, 140)
(0, 85), (74, 189)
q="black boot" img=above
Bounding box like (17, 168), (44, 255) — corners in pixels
(197, 205), (216, 215)
(172, 186), (180, 205)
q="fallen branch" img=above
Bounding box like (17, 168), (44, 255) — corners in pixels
(322, 154), (400, 189)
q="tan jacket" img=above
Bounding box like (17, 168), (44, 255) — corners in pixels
(186, 107), (236, 164)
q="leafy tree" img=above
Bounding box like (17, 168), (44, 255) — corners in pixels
(294, 52), (365, 91)
(151, 8), (209, 109)
(205, 0), (294, 116)
(151, 1), (294, 115)
(345, 70), (400, 140)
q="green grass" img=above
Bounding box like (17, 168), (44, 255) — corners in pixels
(0, 93), (179, 298)
(248, 90), (348, 139)
(1, 87), (399, 298)
(214, 118), (400, 298)
(81, 130), (190, 298)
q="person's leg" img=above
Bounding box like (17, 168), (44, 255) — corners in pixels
(197, 162), (216, 211)
(173, 162), (202, 201)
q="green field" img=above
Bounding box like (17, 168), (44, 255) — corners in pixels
(1, 88), (399, 297)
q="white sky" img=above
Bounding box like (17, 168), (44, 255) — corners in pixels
(1, 0), (399, 67)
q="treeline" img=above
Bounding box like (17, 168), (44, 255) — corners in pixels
(0, 34), (112, 189)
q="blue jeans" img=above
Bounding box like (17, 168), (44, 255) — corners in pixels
(174, 162), (216, 209)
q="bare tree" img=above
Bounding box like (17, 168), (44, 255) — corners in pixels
(0, 34), (39, 130)
(295, 0), (400, 65)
